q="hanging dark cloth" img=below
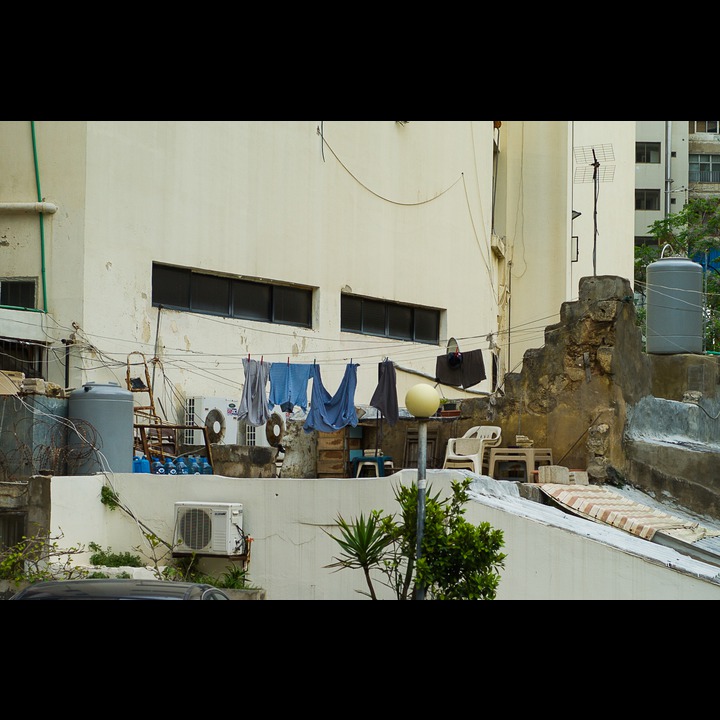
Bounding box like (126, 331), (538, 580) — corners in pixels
(238, 358), (272, 426)
(303, 362), (359, 434)
(435, 348), (486, 389)
(370, 360), (399, 426)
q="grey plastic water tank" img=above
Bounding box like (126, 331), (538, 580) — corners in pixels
(68, 381), (134, 474)
(646, 256), (704, 354)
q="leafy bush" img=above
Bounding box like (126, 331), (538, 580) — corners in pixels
(325, 477), (506, 600)
(88, 542), (143, 568)
(0, 531), (89, 584)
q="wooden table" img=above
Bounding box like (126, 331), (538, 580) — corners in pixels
(488, 447), (553, 481)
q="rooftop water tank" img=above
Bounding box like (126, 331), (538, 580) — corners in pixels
(68, 381), (134, 475)
(646, 256), (704, 355)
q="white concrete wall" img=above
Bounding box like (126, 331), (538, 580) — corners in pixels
(48, 470), (720, 600)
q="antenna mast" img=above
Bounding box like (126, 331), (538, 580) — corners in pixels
(573, 143), (615, 276)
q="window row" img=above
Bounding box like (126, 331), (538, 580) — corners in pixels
(689, 121), (719, 134)
(340, 295), (440, 344)
(152, 264), (441, 344)
(689, 154), (720, 183)
(152, 264), (312, 327)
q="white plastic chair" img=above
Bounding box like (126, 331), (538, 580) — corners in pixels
(442, 425), (502, 475)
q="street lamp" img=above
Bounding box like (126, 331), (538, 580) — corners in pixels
(404, 383), (441, 601)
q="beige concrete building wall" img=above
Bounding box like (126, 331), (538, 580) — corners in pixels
(0, 120), (504, 412)
(495, 121), (636, 374)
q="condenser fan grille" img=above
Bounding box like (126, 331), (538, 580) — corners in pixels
(178, 508), (212, 550)
(204, 408), (226, 444)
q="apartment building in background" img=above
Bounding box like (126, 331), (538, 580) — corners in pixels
(634, 120), (720, 240)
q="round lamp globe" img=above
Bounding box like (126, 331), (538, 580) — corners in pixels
(405, 383), (441, 418)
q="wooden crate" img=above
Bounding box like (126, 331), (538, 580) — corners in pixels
(317, 429), (363, 478)
(318, 432), (345, 450)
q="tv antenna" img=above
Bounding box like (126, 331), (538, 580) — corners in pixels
(573, 143), (615, 276)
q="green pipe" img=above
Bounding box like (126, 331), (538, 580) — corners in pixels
(30, 121), (48, 313)
(0, 305), (44, 313)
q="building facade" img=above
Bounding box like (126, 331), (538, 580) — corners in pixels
(0, 121), (636, 433)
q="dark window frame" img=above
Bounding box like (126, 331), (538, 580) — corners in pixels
(635, 189), (661, 211)
(635, 236), (658, 247)
(0, 511), (27, 551)
(340, 294), (440, 344)
(152, 263), (312, 329)
(0, 337), (47, 379)
(689, 121), (720, 134)
(636, 141), (661, 164)
(0, 279), (36, 310)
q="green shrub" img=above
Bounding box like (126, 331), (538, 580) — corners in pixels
(88, 542), (143, 568)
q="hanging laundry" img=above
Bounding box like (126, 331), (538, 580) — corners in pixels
(268, 362), (314, 412)
(435, 348), (486, 389)
(303, 362), (359, 434)
(238, 358), (272, 426)
(370, 359), (399, 426)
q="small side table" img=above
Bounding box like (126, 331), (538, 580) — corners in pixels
(352, 455), (394, 478)
(488, 447), (553, 481)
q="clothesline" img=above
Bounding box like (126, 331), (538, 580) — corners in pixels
(237, 350), (486, 433)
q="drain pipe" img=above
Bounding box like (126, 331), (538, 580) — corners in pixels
(0, 202), (58, 214)
(31, 121), (49, 313)
(664, 121), (673, 218)
(0, 201), (57, 314)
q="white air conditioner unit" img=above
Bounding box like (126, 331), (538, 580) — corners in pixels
(184, 397), (240, 445)
(491, 233), (506, 259)
(173, 501), (245, 557)
(244, 421), (269, 447)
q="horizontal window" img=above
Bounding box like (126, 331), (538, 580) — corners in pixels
(689, 154), (720, 183)
(634, 236), (658, 247)
(0, 279), (36, 309)
(689, 121), (720, 134)
(152, 264), (312, 328)
(0, 337), (46, 379)
(635, 189), (661, 211)
(341, 294), (440, 344)
(636, 142), (661, 163)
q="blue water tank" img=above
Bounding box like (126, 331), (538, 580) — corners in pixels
(646, 256), (704, 354)
(68, 381), (134, 474)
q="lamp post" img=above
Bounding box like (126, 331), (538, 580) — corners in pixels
(404, 383), (441, 601)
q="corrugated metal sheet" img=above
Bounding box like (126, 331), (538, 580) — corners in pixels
(540, 483), (720, 544)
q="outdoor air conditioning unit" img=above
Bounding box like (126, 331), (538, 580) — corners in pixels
(184, 397), (240, 445)
(173, 501), (245, 557)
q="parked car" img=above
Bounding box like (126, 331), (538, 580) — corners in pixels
(9, 578), (231, 600)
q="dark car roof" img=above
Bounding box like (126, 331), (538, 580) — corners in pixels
(9, 578), (230, 600)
